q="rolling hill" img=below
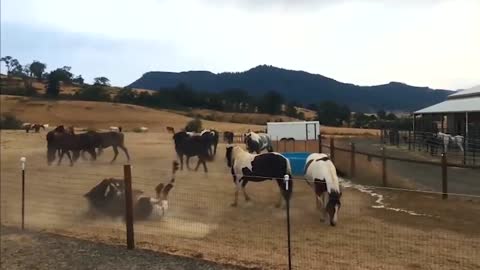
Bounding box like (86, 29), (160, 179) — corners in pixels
(128, 65), (453, 112)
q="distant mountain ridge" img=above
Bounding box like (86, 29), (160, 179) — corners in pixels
(127, 65), (453, 112)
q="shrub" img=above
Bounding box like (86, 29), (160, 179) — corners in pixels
(0, 114), (23, 130)
(185, 118), (202, 132)
(74, 85), (111, 102)
(0, 86), (37, 97)
(204, 114), (215, 121)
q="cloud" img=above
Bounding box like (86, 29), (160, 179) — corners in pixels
(1, 0), (478, 89)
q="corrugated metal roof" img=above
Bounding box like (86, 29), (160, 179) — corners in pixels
(415, 96), (480, 114)
(448, 85), (480, 98)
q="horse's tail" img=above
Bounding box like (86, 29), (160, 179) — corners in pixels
(325, 161), (341, 193)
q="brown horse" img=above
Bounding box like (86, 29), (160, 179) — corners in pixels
(46, 126), (97, 166)
(25, 123), (46, 133)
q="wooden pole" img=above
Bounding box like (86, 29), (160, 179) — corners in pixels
(350, 143), (356, 178)
(123, 164), (135, 249)
(330, 137), (335, 163)
(441, 153), (448, 199)
(465, 112), (469, 165)
(382, 147), (387, 187)
(318, 135), (322, 153)
(408, 130), (411, 150)
(413, 114), (417, 151)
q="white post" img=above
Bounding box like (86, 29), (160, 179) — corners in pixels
(20, 157), (26, 170)
(284, 174), (290, 191)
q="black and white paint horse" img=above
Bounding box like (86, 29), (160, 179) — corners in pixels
(304, 153), (342, 226)
(244, 131), (273, 154)
(226, 145), (292, 207)
(223, 131), (234, 144)
(84, 161), (178, 220)
(200, 129), (219, 156)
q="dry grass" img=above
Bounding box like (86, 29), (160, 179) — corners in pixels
(0, 95), (263, 132)
(295, 106), (316, 120)
(1, 131), (479, 270)
(178, 109), (300, 125)
(321, 126), (380, 136)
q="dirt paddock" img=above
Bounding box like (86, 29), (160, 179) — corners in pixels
(1, 130), (480, 270)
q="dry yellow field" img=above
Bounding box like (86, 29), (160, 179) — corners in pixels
(1, 95), (381, 136)
(0, 95), (263, 132)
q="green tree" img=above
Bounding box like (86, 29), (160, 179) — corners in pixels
(93, 76), (110, 86)
(46, 72), (60, 97)
(29, 61), (47, 81)
(386, 112), (397, 121)
(315, 101), (351, 127)
(75, 85), (110, 101)
(10, 59), (23, 77)
(115, 88), (137, 103)
(285, 102), (298, 118)
(0, 113), (23, 130)
(49, 67), (73, 83)
(353, 112), (371, 128)
(0, 56), (14, 75)
(72, 75), (84, 85)
(258, 90), (284, 115)
(185, 118), (202, 132)
(377, 109), (386, 119)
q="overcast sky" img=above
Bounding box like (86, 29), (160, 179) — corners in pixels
(1, 0), (479, 89)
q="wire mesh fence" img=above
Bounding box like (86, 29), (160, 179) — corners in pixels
(1, 157), (480, 269)
(380, 129), (480, 166)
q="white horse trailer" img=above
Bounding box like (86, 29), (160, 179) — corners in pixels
(267, 121), (320, 141)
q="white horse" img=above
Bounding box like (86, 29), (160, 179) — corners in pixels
(304, 153), (342, 226)
(437, 132), (464, 153)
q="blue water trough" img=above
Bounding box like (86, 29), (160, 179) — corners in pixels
(281, 152), (311, 176)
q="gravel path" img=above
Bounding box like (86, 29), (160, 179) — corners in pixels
(0, 226), (246, 270)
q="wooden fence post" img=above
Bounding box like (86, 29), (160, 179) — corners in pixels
(350, 143), (356, 178)
(382, 147), (387, 187)
(318, 135), (322, 153)
(408, 130), (411, 150)
(123, 164), (135, 250)
(330, 137), (335, 163)
(442, 153), (448, 199)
